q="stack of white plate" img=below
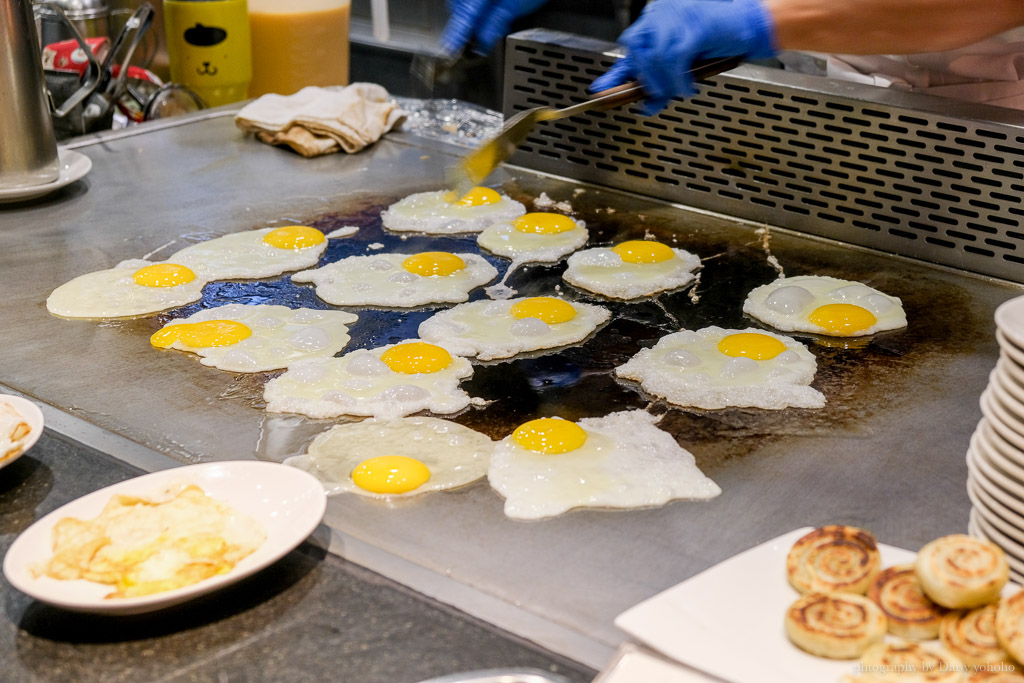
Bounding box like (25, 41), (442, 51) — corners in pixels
(967, 295), (1024, 583)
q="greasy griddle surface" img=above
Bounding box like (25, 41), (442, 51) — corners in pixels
(107, 175), (983, 478)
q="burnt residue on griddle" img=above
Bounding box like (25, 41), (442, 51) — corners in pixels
(131, 183), (993, 470)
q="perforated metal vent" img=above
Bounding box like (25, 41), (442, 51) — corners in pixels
(505, 29), (1024, 283)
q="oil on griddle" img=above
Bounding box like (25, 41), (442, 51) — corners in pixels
(116, 180), (985, 476)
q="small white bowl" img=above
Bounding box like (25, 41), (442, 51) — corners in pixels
(996, 295), (1024, 349)
(0, 395), (44, 471)
(980, 418), (1024, 463)
(3, 460), (326, 615)
(991, 379), (1024, 423)
(998, 329), (1024, 367)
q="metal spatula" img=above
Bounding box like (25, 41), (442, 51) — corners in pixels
(449, 55), (743, 195)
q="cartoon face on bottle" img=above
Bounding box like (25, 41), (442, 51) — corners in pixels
(163, 0), (252, 106)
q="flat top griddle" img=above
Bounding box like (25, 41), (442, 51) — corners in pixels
(0, 112), (1018, 667)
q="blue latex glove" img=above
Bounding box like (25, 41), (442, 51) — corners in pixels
(591, 0), (777, 115)
(441, 0), (551, 55)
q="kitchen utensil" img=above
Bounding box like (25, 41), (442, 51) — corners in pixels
(1, 0), (97, 188)
(35, 0), (110, 45)
(450, 55), (742, 195)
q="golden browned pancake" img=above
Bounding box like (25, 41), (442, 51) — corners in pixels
(916, 535), (1009, 609)
(996, 590), (1024, 664)
(784, 593), (887, 659)
(868, 564), (947, 640)
(968, 669), (1024, 682)
(841, 640), (966, 682)
(941, 602), (1015, 668)
(786, 525), (881, 595)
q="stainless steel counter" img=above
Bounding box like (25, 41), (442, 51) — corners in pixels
(1, 110), (1021, 670)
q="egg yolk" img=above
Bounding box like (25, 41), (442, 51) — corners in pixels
(717, 333), (787, 360)
(263, 225), (325, 250)
(402, 252), (466, 277)
(513, 213), (576, 234)
(611, 240), (675, 264)
(444, 187), (501, 207)
(380, 342), (452, 374)
(808, 303), (877, 335)
(511, 417), (587, 454)
(351, 455), (431, 494)
(132, 263), (196, 288)
(510, 297), (577, 324)
(150, 320), (252, 349)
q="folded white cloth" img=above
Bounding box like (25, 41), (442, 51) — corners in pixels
(234, 83), (406, 157)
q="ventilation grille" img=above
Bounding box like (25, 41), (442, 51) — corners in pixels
(505, 29), (1024, 283)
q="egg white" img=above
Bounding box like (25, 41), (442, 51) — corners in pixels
(476, 217), (588, 264)
(743, 275), (907, 337)
(153, 304), (358, 372)
(381, 190), (526, 234)
(263, 340), (474, 419)
(562, 245), (701, 300)
(46, 259), (208, 319)
(488, 410), (721, 520)
(614, 326), (825, 410)
(169, 228), (328, 280)
(291, 253), (498, 307)
(417, 297), (610, 361)
(284, 417), (492, 498)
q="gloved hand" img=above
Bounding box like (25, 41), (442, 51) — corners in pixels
(590, 0), (777, 115)
(441, 0), (551, 56)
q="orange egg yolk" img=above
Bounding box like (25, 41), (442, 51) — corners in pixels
(511, 417), (587, 454)
(809, 303), (877, 336)
(402, 252), (466, 276)
(444, 187), (501, 207)
(351, 455), (431, 494)
(380, 342), (452, 374)
(132, 263), (196, 287)
(717, 332), (787, 360)
(513, 213), (576, 234)
(150, 320), (252, 349)
(611, 240), (675, 264)
(263, 225), (325, 249)
(510, 297), (577, 325)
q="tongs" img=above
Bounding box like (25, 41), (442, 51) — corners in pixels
(450, 55), (742, 194)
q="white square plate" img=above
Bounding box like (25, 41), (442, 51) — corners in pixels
(614, 527), (916, 683)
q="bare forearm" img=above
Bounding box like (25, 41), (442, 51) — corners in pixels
(767, 0), (1024, 54)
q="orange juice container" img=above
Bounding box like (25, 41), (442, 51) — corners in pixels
(247, 0), (350, 98)
(163, 0), (253, 107)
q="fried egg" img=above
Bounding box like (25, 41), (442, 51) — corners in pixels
(477, 212), (588, 264)
(150, 304), (358, 372)
(418, 296), (610, 361)
(168, 226), (328, 280)
(38, 483), (265, 599)
(488, 410), (721, 520)
(284, 417), (492, 498)
(380, 187), (526, 234)
(562, 240), (701, 300)
(291, 251), (498, 307)
(263, 340), (474, 419)
(615, 326), (825, 410)
(743, 275), (907, 337)
(46, 260), (208, 319)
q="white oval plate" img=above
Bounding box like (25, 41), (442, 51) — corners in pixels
(2, 460), (326, 614)
(0, 149), (91, 204)
(0, 395), (44, 470)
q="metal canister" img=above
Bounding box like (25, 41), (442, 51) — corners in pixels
(0, 0), (60, 188)
(35, 0), (110, 44)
